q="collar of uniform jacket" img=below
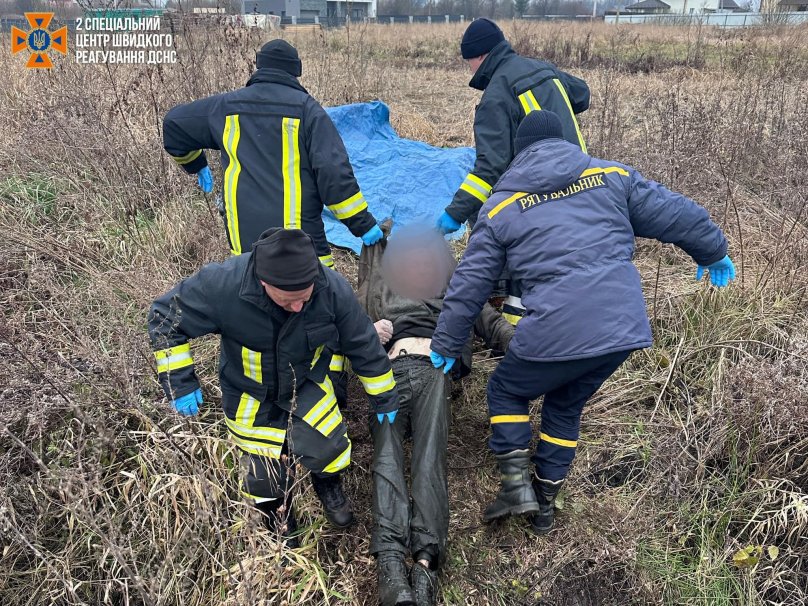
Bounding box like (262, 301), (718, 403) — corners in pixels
(500, 138), (591, 194)
(469, 40), (515, 91)
(246, 67), (309, 94)
(239, 251), (328, 318)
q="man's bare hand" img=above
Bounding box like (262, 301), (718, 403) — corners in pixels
(374, 319), (394, 345)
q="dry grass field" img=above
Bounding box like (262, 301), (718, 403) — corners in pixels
(1, 19), (807, 606)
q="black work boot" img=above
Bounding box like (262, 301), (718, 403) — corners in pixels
(255, 499), (300, 548)
(377, 552), (416, 606)
(483, 450), (541, 522)
(311, 473), (355, 528)
(529, 476), (564, 534)
(409, 561), (438, 606)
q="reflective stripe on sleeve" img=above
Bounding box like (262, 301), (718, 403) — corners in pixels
(154, 343), (193, 374)
(357, 369), (396, 396)
(459, 173), (492, 204)
(327, 191), (368, 220)
(171, 149), (202, 165)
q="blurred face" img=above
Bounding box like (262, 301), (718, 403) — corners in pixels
(466, 55), (486, 74)
(261, 282), (314, 313)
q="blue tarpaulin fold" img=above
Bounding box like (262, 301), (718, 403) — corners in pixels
(323, 101), (473, 253)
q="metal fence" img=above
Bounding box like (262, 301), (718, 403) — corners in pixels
(604, 12), (808, 27)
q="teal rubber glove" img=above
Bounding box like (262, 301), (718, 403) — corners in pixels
(362, 225), (384, 246)
(696, 255), (736, 288)
(172, 388), (202, 416)
(376, 410), (398, 425)
(430, 351), (457, 375)
(435, 212), (461, 235)
(197, 166), (213, 193)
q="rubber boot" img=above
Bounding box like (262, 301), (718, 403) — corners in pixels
(255, 499), (300, 548)
(483, 450), (541, 522)
(529, 476), (564, 534)
(409, 561), (438, 606)
(311, 473), (355, 528)
(377, 552), (416, 606)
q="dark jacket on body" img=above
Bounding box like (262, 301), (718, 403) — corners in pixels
(446, 41), (591, 225)
(163, 68), (376, 258)
(148, 252), (398, 419)
(432, 139), (728, 363)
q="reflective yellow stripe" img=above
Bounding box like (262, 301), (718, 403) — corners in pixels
(552, 79), (587, 153)
(154, 343), (193, 373)
(171, 149), (202, 165)
(491, 415), (531, 424)
(310, 345), (325, 370)
(319, 255), (334, 268)
(302, 378), (336, 427)
(223, 114), (243, 254)
(329, 354), (344, 373)
(235, 392), (260, 427)
(229, 434), (283, 458)
(579, 166), (629, 178)
(241, 347), (262, 384)
(316, 406), (343, 437)
(322, 439), (351, 473)
(487, 191), (528, 219)
(327, 191), (368, 220)
(357, 369), (396, 395)
(540, 432), (578, 448)
(459, 173), (492, 204)
(226, 416), (286, 443)
(502, 313), (522, 326)
(282, 117), (302, 229)
(518, 90), (542, 115)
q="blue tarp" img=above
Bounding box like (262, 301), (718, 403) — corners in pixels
(323, 101), (474, 253)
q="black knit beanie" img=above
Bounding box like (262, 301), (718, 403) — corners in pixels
(252, 228), (319, 291)
(460, 18), (505, 60)
(514, 110), (564, 154)
(256, 39), (302, 77)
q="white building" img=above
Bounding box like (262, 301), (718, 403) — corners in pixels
(663, 0), (740, 12)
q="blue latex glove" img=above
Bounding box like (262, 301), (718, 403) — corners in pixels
(376, 410), (398, 425)
(197, 166), (213, 193)
(172, 388), (202, 416)
(696, 255), (736, 288)
(435, 211), (461, 235)
(430, 351), (457, 375)
(361, 225), (384, 246)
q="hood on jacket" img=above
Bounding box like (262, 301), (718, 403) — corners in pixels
(496, 138), (591, 194)
(469, 40), (515, 91)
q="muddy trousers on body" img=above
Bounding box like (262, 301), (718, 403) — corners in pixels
(228, 376), (352, 503)
(369, 355), (450, 568)
(487, 349), (632, 481)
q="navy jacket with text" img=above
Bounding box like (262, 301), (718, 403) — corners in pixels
(431, 138), (728, 362)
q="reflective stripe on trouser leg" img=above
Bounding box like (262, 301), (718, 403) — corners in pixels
(486, 364), (532, 454)
(289, 378), (351, 475)
(531, 354), (628, 481)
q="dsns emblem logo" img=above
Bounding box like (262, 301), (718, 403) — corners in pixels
(11, 13), (67, 69)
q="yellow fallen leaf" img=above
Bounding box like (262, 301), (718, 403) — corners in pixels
(767, 545), (779, 560)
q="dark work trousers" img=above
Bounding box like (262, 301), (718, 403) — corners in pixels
(486, 349), (632, 481)
(369, 355), (450, 566)
(233, 375), (351, 501)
